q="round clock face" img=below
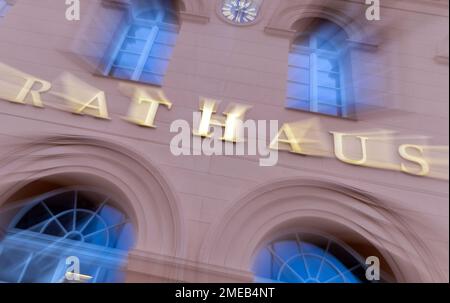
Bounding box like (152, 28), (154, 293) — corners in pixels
(221, 0), (260, 25)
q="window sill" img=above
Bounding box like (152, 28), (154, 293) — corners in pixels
(285, 106), (359, 122)
(92, 72), (164, 88)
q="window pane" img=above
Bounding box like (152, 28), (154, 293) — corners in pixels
(137, 9), (160, 21)
(140, 72), (164, 86)
(110, 67), (134, 80)
(286, 98), (310, 111)
(318, 71), (340, 88)
(0, 248), (30, 282)
(287, 82), (309, 101)
(127, 25), (152, 39)
(318, 104), (341, 116)
(16, 203), (51, 230)
(317, 56), (339, 73)
(288, 67), (309, 84)
(113, 52), (139, 68)
(317, 37), (337, 51)
(21, 255), (60, 283)
(289, 53), (309, 68)
(120, 38), (146, 53)
(155, 31), (178, 46)
(318, 87), (341, 105)
(149, 43), (174, 60)
(144, 57), (169, 74)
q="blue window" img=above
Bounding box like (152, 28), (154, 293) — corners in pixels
(105, 1), (179, 86)
(0, 0), (11, 20)
(0, 188), (135, 283)
(286, 20), (350, 117)
(253, 232), (378, 283)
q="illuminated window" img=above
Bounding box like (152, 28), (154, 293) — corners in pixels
(0, 0), (11, 20)
(253, 232), (379, 283)
(286, 20), (351, 117)
(0, 188), (135, 283)
(105, 1), (179, 86)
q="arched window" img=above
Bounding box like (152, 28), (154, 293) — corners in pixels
(286, 19), (351, 118)
(105, 0), (179, 86)
(0, 0), (12, 21)
(0, 188), (135, 283)
(253, 231), (381, 283)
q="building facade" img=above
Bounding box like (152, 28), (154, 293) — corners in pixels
(0, 0), (448, 283)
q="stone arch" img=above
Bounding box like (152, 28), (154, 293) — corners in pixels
(0, 135), (184, 258)
(200, 178), (444, 282)
(265, 2), (378, 47)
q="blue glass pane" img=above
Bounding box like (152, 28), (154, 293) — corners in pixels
(288, 67), (309, 84)
(0, 248), (30, 282)
(149, 43), (174, 60)
(16, 203), (51, 230)
(21, 255), (59, 283)
(318, 71), (340, 88)
(120, 38), (146, 53)
(137, 9), (160, 21)
(253, 247), (272, 278)
(143, 57), (169, 74)
(115, 223), (135, 250)
(318, 104), (341, 116)
(318, 87), (341, 105)
(100, 205), (125, 227)
(84, 217), (108, 246)
(273, 241), (299, 261)
(110, 67), (134, 80)
(42, 220), (66, 237)
(317, 37), (337, 51)
(155, 31), (178, 46)
(279, 258), (305, 282)
(287, 82), (309, 101)
(75, 211), (93, 231)
(289, 53), (309, 68)
(127, 25), (152, 39)
(286, 98), (310, 111)
(140, 72), (164, 85)
(113, 52), (139, 68)
(317, 56), (339, 73)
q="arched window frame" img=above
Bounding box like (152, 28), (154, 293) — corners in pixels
(103, 3), (180, 86)
(252, 230), (382, 283)
(0, 187), (134, 283)
(286, 21), (354, 118)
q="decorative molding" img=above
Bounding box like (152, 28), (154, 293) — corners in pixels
(264, 3), (379, 49)
(264, 26), (297, 39)
(180, 11), (210, 23)
(0, 136), (185, 259)
(126, 249), (253, 283)
(101, 0), (210, 23)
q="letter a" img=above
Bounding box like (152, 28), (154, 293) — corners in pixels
(66, 0), (80, 21)
(366, 0), (380, 21)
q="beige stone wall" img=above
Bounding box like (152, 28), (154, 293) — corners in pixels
(0, 0), (448, 282)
